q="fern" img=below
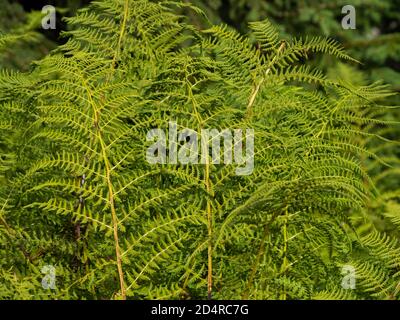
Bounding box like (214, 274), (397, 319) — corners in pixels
(0, 0), (398, 300)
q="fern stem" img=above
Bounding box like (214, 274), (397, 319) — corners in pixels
(96, 116), (126, 299)
(279, 205), (289, 300)
(185, 67), (214, 300)
(99, 0), (130, 299)
(242, 223), (269, 299)
(110, 0), (130, 73)
(0, 196), (13, 236)
(242, 212), (279, 299)
(246, 41), (285, 118)
(83, 76), (126, 299)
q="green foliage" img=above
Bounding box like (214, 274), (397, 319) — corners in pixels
(0, 0), (55, 70)
(0, 0), (399, 300)
(184, 0), (400, 91)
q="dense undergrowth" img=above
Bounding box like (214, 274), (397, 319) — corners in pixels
(0, 0), (399, 300)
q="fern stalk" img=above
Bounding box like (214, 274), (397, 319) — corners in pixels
(246, 41), (286, 118)
(206, 163), (213, 299)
